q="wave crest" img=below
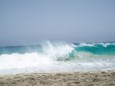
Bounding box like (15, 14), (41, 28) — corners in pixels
(0, 41), (115, 74)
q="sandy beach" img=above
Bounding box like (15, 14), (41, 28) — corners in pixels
(0, 70), (114, 86)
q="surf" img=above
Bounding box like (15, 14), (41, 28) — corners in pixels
(0, 41), (115, 75)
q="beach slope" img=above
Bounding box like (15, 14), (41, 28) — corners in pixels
(0, 71), (115, 86)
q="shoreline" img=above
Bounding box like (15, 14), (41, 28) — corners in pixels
(0, 70), (115, 86)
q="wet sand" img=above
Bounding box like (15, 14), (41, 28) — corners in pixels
(0, 70), (115, 86)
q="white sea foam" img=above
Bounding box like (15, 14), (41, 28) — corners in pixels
(0, 42), (73, 69)
(78, 42), (115, 47)
(0, 41), (115, 75)
(79, 42), (95, 47)
(99, 43), (115, 47)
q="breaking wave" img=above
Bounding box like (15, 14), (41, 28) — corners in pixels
(0, 41), (115, 74)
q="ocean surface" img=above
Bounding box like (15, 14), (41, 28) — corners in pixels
(0, 41), (115, 75)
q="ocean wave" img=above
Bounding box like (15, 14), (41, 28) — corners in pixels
(0, 41), (115, 74)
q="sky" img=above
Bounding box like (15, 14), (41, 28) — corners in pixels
(0, 0), (115, 45)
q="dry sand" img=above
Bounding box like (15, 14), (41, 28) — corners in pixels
(0, 70), (115, 86)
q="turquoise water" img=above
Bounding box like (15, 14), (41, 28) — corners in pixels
(76, 43), (115, 55)
(0, 42), (115, 56)
(0, 41), (115, 74)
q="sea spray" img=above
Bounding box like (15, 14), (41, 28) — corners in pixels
(0, 41), (115, 74)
